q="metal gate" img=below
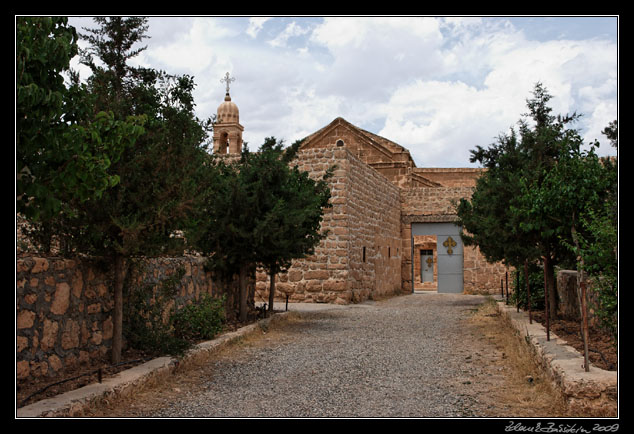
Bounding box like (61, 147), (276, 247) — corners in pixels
(411, 222), (463, 293)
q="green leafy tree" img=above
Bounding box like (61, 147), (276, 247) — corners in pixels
(49, 17), (212, 363)
(457, 128), (539, 270)
(16, 17), (144, 225)
(247, 138), (333, 313)
(570, 202), (617, 341)
(512, 84), (610, 320)
(190, 153), (257, 322)
(457, 83), (612, 321)
(562, 122), (618, 341)
(191, 138), (333, 319)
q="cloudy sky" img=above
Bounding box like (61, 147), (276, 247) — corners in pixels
(68, 16), (618, 168)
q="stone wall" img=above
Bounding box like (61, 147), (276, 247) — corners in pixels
(255, 144), (402, 304)
(16, 255), (245, 380)
(345, 145), (402, 302)
(557, 270), (600, 326)
(412, 168), (482, 188)
(463, 244), (510, 295)
(498, 302), (617, 417)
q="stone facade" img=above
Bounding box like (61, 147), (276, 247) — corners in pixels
(255, 145), (402, 304)
(255, 117), (508, 304)
(16, 255), (247, 380)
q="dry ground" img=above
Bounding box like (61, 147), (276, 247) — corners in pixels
(460, 299), (570, 417)
(82, 297), (572, 418)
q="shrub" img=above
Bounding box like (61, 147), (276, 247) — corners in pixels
(123, 266), (192, 357)
(510, 265), (546, 311)
(172, 294), (226, 341)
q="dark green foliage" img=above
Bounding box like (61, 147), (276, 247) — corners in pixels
(172, 294), (226, 341)
(563, 179), (618, 341)
(457, 128), (537, 268)
(16, 17), (145, 224)
(248, 138), (333, 312)
(17, 16), (77, 220)
(123, 264), (225, 357)
(123, 266), (192, 357)
(22, 17), (214, 363)
(190, 137), (333, 318)
(456, 83), (617, 322)
(510, 266), (546, 311)
(248, 138), (333, 271)
(60, 17), (211, 260)
(581, 209), (617, 341)
(191, 154), (253, 281)
(188, 152), (256, 321)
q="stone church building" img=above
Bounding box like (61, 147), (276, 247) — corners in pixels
(212, 82), (508, 305)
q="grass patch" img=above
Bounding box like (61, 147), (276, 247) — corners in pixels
(467, 298), (569, 417)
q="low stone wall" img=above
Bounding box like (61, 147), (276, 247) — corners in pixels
(16, 255), (244, 381)
(497, 302), (617, 417)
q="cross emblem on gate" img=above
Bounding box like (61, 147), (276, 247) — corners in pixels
(443, 236), (457, 255)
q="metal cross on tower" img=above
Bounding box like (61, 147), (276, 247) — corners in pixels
(220, 72), (235, 94)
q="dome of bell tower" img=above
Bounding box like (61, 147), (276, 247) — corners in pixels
(213, 72), (244, 155)
(217, 92), (239, 124)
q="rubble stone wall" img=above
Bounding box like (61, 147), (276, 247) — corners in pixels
(16, 255), (234, 380)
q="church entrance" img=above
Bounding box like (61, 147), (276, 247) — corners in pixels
(411, 222), (463, 293)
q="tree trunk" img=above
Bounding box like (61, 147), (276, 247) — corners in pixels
(525, 259), (532, 324)
(268, 271), (276, 313)
(112, 254), (127, 364)
(238, 265), (248, 323)
(543, 261), (550, 341)
(543, 255), (557, 320)
(571, 222), (590, 372)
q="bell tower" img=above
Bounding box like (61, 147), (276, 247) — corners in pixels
(213, 72), (244, 154)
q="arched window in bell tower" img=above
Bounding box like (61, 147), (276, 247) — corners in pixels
(219, 131), (229, 154)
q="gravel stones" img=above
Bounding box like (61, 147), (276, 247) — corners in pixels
(146, 293), (497, 418)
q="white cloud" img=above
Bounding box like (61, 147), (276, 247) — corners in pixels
(375, 20), (617, 166)
(268, 21), (311, 48)
(246, 17), (272, 38)
(139, 17), (238, 75)
(379, 80), (517, 167)
(66, 17), (617, 166)
(309, 17), (445, 100)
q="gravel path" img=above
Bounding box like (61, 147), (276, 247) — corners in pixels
(126, 293), (510, 418)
